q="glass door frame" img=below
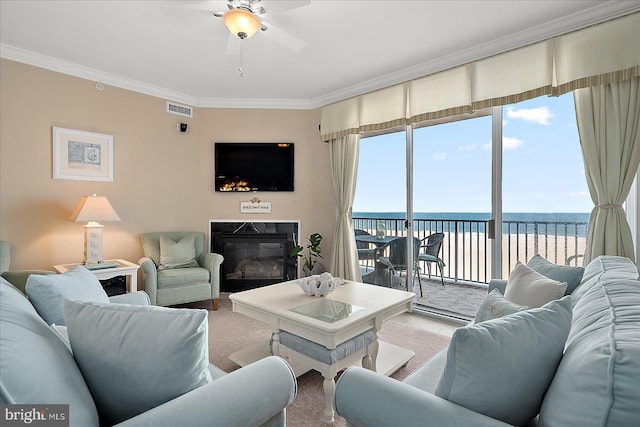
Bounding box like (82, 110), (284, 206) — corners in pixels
(403, 110), (501, 289)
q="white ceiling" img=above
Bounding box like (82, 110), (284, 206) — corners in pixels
(1, 1), (639, 109)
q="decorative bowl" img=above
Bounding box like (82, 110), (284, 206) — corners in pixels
(297, 272), (344, 297)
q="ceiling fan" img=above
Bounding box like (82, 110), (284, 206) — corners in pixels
(212, 0), (307, 54)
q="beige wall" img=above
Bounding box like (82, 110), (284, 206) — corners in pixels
(0, 59), (336, 273)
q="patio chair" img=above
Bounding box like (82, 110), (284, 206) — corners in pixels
(417, 233), (446, 295)
(354, 229), (376, 269)
(377, 237), (420, 291)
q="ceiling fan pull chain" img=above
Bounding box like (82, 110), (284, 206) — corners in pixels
(239, 43), (245, 78)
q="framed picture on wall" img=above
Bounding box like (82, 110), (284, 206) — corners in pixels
(52, 127), (114, 182)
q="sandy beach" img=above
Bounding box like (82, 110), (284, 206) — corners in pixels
(358, 229), (586, 283)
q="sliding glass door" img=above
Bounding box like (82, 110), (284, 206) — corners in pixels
(411, 115), (493, 316)
(500, 94), (590, 276)
(353, 92), (595, 320)
(353, 129), (409, 289)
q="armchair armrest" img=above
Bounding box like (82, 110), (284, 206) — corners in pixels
(138, 257), (158, 305)
(115, 356), (297, 427)
(109, 291), (151, 306)
(334, 367), (510, 427)
(488, 279), (508, 295)
(198, 252), (224, 299)
(198, 252), (223, 272)
(1, 270), (53, 294)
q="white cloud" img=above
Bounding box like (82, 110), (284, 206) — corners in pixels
(506, 106), (554, 125)
(433, 152), (447, 160)
(503, 137), (523, 150)
(482, 137), (523, 150)
(458, 144), (476, 151)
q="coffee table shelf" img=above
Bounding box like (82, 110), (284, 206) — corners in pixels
(229, 340), (414, 378)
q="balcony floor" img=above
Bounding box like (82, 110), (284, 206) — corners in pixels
(411, 277), (488, 320)
(360, 267), (488, 320)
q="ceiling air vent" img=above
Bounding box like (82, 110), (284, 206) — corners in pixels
(166, 101), (193, 118)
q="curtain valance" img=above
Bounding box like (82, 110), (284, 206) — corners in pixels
(321, 12), (640, 141)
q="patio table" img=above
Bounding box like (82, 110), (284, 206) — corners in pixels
(355, 234), (399, 247)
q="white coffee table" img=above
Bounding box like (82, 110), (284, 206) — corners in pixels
(229, 280), (416, 420)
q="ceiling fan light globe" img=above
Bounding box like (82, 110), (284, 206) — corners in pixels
(223, 8), (261, 39)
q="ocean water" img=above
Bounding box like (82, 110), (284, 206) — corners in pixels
(353, 212), (590, 237)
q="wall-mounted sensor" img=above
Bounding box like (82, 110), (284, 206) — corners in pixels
(178, 123), (188, 133)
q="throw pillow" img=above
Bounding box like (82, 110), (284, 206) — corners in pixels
(435, 296), (573, 426)
(527, 254), (585, 295)
(474, 289), (528, 323)
(25, 265), (109, 325)
(64, 300), (211, 425)
(504, 262), (567, 308)
(159, 234), (199, 270)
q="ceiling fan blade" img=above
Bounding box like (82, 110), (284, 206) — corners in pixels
(158, 0), (222, 17)
(261, 20), (305, 52)
(264, 0), (311, 13)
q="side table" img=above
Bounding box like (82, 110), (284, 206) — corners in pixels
(53, 259), (140, 293)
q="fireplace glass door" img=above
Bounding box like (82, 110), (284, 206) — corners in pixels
(222, 233), (289, 290)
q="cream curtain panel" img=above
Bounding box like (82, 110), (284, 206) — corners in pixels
(321, 13), (639, 141)
(575, 77), (640, 263)
(328, 134), (362, 282)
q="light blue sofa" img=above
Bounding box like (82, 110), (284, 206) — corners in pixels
(334, 256), (640, 426)
(0, 277), (297, 427)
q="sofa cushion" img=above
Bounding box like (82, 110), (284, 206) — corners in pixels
(527, 254), (585, 295)
(25, 265), (109, 325)
(64, 300), (211, 425)
(474, 289), (528, 323)
(504, 262), (567, 308)
(539, 256), (640, 427)
(0, 278), (99, 427)
(159, 234), (199, 270)
(434, 296), (572, 427)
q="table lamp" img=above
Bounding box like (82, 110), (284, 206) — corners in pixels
(70, 194), (121, 265)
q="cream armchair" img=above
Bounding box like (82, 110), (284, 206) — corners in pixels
(139, 232), (223, 310)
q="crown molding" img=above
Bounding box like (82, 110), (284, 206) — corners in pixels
(197, 96), (314, 110)
(2, 2), (638, 111)
(0, 44), (199, 107)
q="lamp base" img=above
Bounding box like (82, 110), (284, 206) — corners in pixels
(83, 222), (104, 265)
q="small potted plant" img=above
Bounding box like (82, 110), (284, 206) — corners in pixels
(290, 232), (324, 276)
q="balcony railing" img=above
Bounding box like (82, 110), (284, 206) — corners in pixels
(352, 216), (588, 284)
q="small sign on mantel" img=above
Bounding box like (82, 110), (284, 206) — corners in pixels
(240, 198), (272, 214)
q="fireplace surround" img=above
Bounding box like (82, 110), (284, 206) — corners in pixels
(210, 221), (299, 292)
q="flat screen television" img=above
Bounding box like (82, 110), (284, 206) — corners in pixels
(215, 142), (294, 192)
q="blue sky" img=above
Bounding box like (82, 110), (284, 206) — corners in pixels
(354, 93), (592, 213)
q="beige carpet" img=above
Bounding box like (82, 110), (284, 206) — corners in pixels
(181, 294), (451, 427)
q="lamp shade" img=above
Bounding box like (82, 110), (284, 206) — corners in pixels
(70, 195), (121, 223)
(222, 8), (261, 39)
